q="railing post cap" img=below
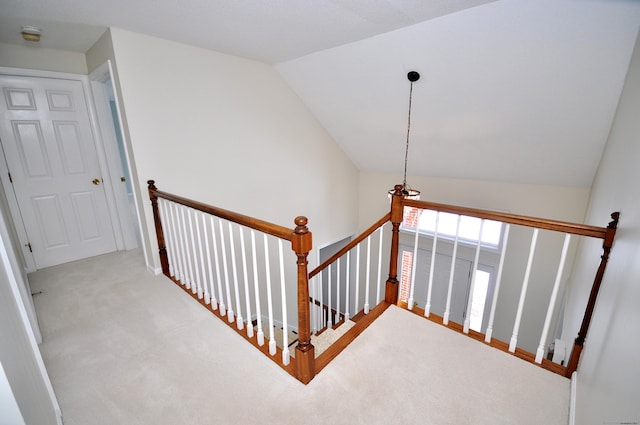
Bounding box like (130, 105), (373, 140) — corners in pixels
(295, 216), (308, 230)
(147, 180), (156, 189)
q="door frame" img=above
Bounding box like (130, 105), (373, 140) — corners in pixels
(0, 66), (131, 272)
(88, 61), (141, 251)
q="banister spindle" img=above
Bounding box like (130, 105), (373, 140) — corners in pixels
(250, 230), (264, 345)
(408, 209), (423, 310)
(509, 227), (539, 352)
(194, 210), (208, 301)
(264, 234), (276, 356)
(202, 213), (217, 308)
(326, 264), (332, 327)
(219, 219), (234, 323)
(376, 226), (384, 305)
(345, 250), (351, 321)
(240, 227), (253, 337)
(179, 205), (193, 289)
(485, 223), (510, 343)
(354, 244), (361, 316)
(424, 211), (440, 317)
(443, 215), (462, 325)
(292, 216), (315, 384)
(336, 257), (342, 323)
(364, 235), (372, 314)
(187, 208), (200, 296)
(464, 219), (485, 334)
(536, 233), (571, 363)
(278, 239), (290, 365)
(168, 202), (184, 282)
(228, 223), (244, 330)
(210, 216), (225, 315)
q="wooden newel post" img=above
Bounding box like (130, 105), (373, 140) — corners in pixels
(292, 216), (315, 384)
(147, 180), (170, 276)
(565, 211), (620, 377)
(385, 184), (405, 304)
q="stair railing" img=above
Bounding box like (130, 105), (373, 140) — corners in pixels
(148, 181), (315, 383)
(387, 184), (618, 377)
(307, 213), (392, 372)
(148, 180), (617, 383)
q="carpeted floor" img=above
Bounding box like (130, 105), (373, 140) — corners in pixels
(29, 250), (570, 425)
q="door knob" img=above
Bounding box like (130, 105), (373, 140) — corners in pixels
(92, 178), (101, 185)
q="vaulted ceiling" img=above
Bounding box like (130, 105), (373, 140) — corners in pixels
(2, 0), (639, 187)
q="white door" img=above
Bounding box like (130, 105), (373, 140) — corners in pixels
(0, 75), (117, 269)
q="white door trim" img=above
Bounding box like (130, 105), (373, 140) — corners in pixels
(0, 66), (124, 271)
(88, 61), (142, 252)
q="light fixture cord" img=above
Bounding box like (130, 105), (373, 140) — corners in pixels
(403, 80), (414, 191)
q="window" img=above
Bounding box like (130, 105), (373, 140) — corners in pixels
(402, 207), (503, 248)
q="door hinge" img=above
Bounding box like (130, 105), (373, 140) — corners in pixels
(25, 242), (32, 252)
(8, 171), (12, 183)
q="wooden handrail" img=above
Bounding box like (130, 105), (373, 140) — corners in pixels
(308, 213), (391, 279)
(147, 180), (315, 384)
(149, 183), (294, 241)
(402, 198), (608, 239)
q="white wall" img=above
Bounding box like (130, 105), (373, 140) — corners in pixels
(0, 42), (87, 74)
(564, 30), (640, 425)
(0, 227), (60, 424)
(359, 171), (592, 352)
(96, 28), (359, 272)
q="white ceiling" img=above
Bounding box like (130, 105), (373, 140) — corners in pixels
(1, 0), (639, 188)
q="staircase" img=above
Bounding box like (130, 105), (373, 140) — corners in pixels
(312, 320), (356, 357)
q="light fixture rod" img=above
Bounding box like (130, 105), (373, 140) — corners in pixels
(403, 71), (420, 192)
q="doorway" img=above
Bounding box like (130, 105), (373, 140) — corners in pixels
(0, 67), (138, 270)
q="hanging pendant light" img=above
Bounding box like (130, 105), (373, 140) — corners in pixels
(389, 70), (421, 199)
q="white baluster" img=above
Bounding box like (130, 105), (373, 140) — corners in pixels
(344, 251), (351, 322)
(210, 216), (225, 314)
(168, 202), (184, 282)
(424, 212), (440, 317)
(509, 228), (539, 353)
(364, 235), (371, 314)
(327, 264), (333, 327)
(219, 219), (234, 323)
(278, 240), (290, 365)
(336, 257), (341, 323)
(179, 205), (192, 289)
(443, 214), (462, 325)
(408, 209), (423, 310)
(187, 208), (201, 296)
(320, 266), (326, 328)
(310, 275), (317, 334)
(264, 234), (276, 356)
(535, 233), (571, 363)
(317, 275), (323, 330)
(376, 226), (384, 305)
(251, 230), (264, 345)
(239, 227), (253, 337)
(354, 244), (360, 316)
(195, 211), (209, 303)
(228, 223), (244, 330)
(463, 219), (485, 334)
(485, 224), (510, 343)
(202, 213), (217, 308)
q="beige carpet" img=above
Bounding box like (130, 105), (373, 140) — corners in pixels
(29, 250), (569, 425)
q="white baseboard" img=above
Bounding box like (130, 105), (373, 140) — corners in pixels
(570, 371), (577, 425)
(146, 264), (162, 275)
